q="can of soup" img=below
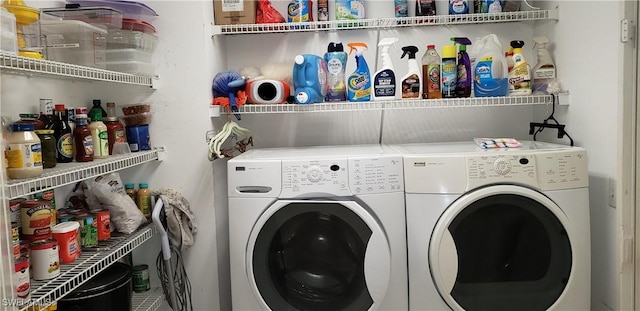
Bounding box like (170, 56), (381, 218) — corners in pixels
(76, 215), (98, 248)
(21, 199), (52, 241)
(32, 188), (56, 228)
(30, 239), (60, 280)
(9, 198), (26, 230)
(133, 265), (150, 292)
(93, 209), (111, 241)
(14, 256), (30, 299)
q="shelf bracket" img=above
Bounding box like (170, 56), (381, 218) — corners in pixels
(155, 146), (168, 161)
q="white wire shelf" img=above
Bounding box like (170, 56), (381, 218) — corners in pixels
(212, 9), (557, 35)
(5, 150), (159, 200)
(133, 288), (164, 311)
(19, 223), (155, 311)
(221, 95), (553, 114)
(0, 51), (155, 87)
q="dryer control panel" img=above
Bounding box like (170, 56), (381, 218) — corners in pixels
(281, 155), (403, 197)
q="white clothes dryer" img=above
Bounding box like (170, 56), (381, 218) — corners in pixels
(391, 141), (590, 311)
(227, 145), (407, 311)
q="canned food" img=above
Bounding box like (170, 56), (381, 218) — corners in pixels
(19, 240), (30, 260)
(93, 209), (111, 241)
(11, 222), (19, 242)
(14, 256), (30, 299)
(52, 222), (81, 264)
(30, 239), (60, 281)
(76, 215), (98, 248)
(10, 198), (26, 229)
(13, 241), (20, 260)
(32, 188), (56, 228)
(21, 199), (52, 241)
(133, 265), (150, 292)
(56, 212), (73, 224)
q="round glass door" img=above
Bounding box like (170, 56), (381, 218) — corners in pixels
(430, 186), (573, 311)
(251, 202), (376, 311)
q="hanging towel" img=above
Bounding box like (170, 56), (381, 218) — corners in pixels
(474, 138), (522, 149)
(152, 188), (198, 252)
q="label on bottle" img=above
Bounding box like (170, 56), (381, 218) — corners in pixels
(401, 74), (421, 99)
(92, 129), (109, 158)
(82, 135), (94, 156)
(441, 58), (457, 97)
(395, 0), (408, 17)
(373, 69), (396, 98)
(347, 72), (371, 101)
(115, 129), (126, 143)
(508, 63), (531, 92)
(57, 134), (73, 160)
(449, 0), (468, 14)
(318, 0), (328, 21)
(416, 0), (436, 16)
(456, 61), (470, 97)
(534, 67), (556, 79)
(7, 143), (42, 169)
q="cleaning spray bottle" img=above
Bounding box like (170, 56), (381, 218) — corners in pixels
(373, 37), (399, 101)
(508, 40), (532, 96)
(288, 0), (313, 22)
(451, 37), (472, 98)
(505, 46), (514, 72)
(293, 54), (328, 104)
(441, 44), (457, 98)
(324, 42), (348, 101)
(347, 42), (371, 102)
(532, 36), (556, 95)
(400, 46), (421, 99)
(473, 34), (508, 97)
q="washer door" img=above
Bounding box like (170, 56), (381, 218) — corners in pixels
(430, 185), (573, 311)
(247, 200), (391, 311)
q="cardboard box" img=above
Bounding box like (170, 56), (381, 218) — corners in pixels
(214, 0), (256, 25)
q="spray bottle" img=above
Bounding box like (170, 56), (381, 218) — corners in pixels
(324, 42), (348, 101)
(451, 37), (472, 98)
(441, 45), (457, 98)
(347, 42), (371, 102)
(532, 36), (556, 95)
(373, 37), (399, 101)
(508, 40), (532, 96)
(400, 46), (421, 99)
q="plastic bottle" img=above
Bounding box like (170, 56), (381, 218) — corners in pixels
(508, 40), (532, 96)
(416, 0), (436, 16)
(293, 54), (328, 104)
(73, 114), (93, 162)
(89, 99), (107, 122)
(449, 0), (469, 14)
(6, 123), (43, 179)
(347, 42), (371, 102)
(136, 183), (152, 219)
(336, 0), (365, 21)
(88, 109), (109, 159)
(395, 0), (408, 17)
(473, 34), (508, 97)
(480, 0), (502, 13)
(50, 104), (73, 163)
(452, 37), (472, 98)
(373, 38), (399, 101)
(441, 45), (457, 98)
(288, 0), (313, 22)
(324, 42), (348, 102)
(532, 36), (556, 95)
(317, 0), (328, 21)
(422, 44), (441, 99)
(125, 183), (137, 202)
(400, 46), (422, 99)
(105, 117), (126, 155)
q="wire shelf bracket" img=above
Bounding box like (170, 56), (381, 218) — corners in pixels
(133, 288), (165, 311)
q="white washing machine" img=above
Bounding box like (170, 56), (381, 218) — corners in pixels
(227, 145), (407, 310)
(391, 141), (590, 311)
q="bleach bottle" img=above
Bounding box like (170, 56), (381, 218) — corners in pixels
(473, 34), (508, 97)
(347, 42), (371, 102)
(293, 54), (327, 104)
(373, 37), (399, 101)
(324, 42), (348, 101)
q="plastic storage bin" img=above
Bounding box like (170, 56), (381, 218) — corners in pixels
(41, 6), (123, 29)
(67, 0), (157, 25)
(121, 18), (155, 34)
(107, 30), (157, 53)
(106, 60), (154, 75)
(1, 7), (18, 54)
(41, 20), (107, 69)
(105, 48), (152, 63)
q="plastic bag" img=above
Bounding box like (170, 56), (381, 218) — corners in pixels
(256, 0), (285, 24)
(83, 173), (146, 234)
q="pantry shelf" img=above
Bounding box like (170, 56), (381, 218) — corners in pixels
(5, 150), (160, 200)
(133, 288), (165, 311)
(0, 51), (155, 87)
(19, 223), (155, 311)
(212, 9), (557, 35)
(221, 95), (553, 114)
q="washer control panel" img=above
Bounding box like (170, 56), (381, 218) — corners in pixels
(281, 156), (403, 196)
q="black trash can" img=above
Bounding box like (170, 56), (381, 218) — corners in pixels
(58, 262), (133, 311)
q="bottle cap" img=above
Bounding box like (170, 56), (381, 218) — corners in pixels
(442, 45), (456, 58)
(106, 102), (115, 108)
(427, 44), (435, 49)
(75, 107), (88, 115)
(12, 123), (34, 131)
(19, 113), (39, 119)
(125, 183), (135, 189)
(92, 99), (101, 106)
(105, 116), (120, 122)
(55, 104), (66, 111)
(34, 129), (54, 135)
(327, 42), (344, 53)
(139, 183), (148, 188)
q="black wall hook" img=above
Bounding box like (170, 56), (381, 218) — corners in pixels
(529, 94), (574, 146)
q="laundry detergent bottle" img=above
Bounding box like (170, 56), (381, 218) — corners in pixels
(347, 42), (371, 102)
(293, 54), (328, 104)
(373, 37), (399, 101)
(400, 45), (421, 99)
(473, 34), (508, 97)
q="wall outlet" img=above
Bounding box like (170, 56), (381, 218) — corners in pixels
(608, 178), (616, 208)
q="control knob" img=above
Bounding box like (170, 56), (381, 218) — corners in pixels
(493, 158), (512, 175)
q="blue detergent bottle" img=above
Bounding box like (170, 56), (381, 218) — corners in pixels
(293, 54), (328, 104)
(347, 42), (371, 102)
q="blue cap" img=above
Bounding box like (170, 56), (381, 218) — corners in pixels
(12, 123), (34, 131)
(139, 183), (148, 188)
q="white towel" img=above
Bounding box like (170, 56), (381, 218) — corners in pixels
(474, 138), (522, 149)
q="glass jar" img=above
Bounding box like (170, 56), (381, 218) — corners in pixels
(34, 129), (56, 168)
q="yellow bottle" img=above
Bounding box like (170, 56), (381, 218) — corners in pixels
(136, 183), (151, 219)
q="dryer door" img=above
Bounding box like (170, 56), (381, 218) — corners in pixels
(246, 200), (391, 311)
(429, 185), (573, 311)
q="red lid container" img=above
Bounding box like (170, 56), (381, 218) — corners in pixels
(122, 18), (155, 34)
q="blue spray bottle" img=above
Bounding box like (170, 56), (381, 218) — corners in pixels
(452, 37), (472, 98)
(347, 42), (371, 102)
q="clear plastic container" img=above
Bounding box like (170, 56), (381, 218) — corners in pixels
(120, 112), (152, 126)
(41, 20), (107, 69)
(67, 0), (158, 25)
(106, 60), (154, 75)
(122, 18), (155, 34)
(1, 8), (18, 54)
(41, 7), (124, 29)
(107, 30), (157, 53)
(105, 48), (152, 63)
